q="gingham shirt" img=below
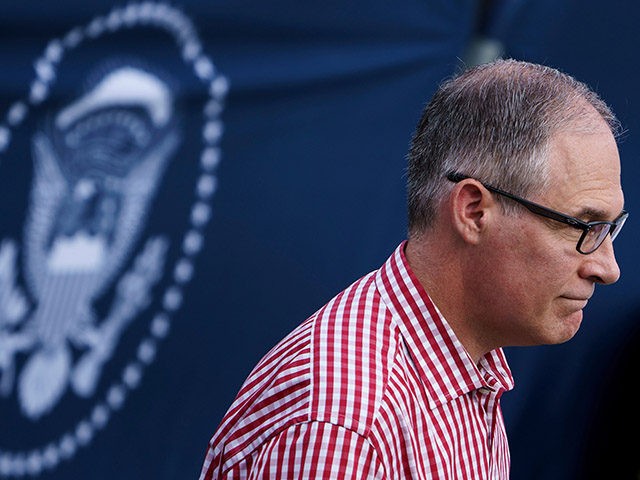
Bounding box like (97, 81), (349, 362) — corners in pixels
(199, 242), (514, 479)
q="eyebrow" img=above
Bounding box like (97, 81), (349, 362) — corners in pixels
(574, 206), (625, 222)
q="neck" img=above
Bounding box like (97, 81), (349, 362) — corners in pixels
(405, 233), (496, 364)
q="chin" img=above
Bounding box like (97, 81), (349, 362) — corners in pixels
(557, 310), (584, 343)
(535, 311), (583, 345)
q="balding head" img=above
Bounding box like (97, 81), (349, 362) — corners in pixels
(407, 59), (622, 237)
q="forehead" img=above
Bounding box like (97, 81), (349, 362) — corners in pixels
(542, 125), (624, 219)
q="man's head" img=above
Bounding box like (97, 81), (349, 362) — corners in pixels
(407, 58), (622, 234)
(405, 59), (626, 357)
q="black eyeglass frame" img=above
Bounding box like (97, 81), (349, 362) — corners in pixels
(447, 172), (628, 255)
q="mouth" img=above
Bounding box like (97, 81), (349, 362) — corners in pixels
(562, 288), (594, 303)
(562, 295), (591, 302)
(560, 296), (590, 311)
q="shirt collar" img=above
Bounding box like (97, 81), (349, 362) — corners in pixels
(375, 241), (514, 409)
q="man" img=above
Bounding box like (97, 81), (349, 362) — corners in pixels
(199, 59), (627, 479)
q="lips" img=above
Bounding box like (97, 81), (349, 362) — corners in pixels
(562, 287), (594, 303)
(562, 295), (591, 302)
(559, 296), (591, 314)
(559, 293), (593, 312)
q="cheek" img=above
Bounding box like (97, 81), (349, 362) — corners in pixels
(495, 229), (568, 304)
(515, 251), (578, 328)
(483, 218), (575, 304)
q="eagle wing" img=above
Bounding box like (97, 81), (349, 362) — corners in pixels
(23, 133), (69, 297)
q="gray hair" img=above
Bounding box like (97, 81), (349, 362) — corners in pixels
(407, 58), (622, 235)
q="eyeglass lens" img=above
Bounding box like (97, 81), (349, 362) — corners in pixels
(580, 214), (627, 254)
(581, 224), (611, 253)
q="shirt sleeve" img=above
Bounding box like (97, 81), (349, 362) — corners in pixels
(220, 421), (386, 479)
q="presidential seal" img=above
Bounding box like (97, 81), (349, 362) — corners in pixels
(0, 3), (227, 476)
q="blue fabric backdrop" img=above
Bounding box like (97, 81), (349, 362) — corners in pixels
(0, 1), (638, 479)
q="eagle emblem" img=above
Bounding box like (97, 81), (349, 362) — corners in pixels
(1, 65), (178, 419)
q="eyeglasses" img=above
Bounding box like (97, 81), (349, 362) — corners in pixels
(447, 172), (628, 254)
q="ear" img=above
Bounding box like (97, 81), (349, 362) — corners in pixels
(449, 180), (496, 245)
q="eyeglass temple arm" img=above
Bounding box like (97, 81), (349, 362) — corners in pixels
(446, 171), (589, 228)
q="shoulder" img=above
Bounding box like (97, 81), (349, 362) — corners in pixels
(308, 270), (402, 434)
(223, 269), (402, 438)
(201, 269), (405, 479)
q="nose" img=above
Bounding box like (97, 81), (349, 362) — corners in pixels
(579, 236), (621, 285)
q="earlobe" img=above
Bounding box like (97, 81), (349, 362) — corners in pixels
(450, 181), (493, 245)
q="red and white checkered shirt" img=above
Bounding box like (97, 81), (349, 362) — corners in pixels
(199, 241), (514, 479)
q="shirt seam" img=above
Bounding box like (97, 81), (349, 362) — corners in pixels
(220, 419), (388, 478)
